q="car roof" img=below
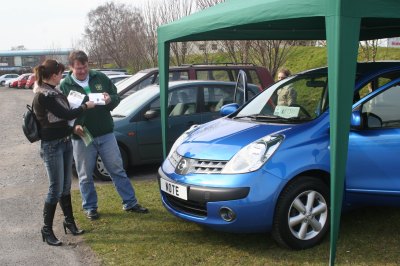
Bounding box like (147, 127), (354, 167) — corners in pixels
(138, 64), (263, 73)
(296, 61), (400, 77)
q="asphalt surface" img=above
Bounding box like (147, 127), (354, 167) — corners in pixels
(0, 87), (158, 265)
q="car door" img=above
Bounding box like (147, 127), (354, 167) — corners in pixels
(347, 79), (400, 197)
(135, 85), (202, 162)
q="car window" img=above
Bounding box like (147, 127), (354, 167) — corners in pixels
(356, 70), (400, 102)
(123, 74), (156, 98)
(153, 71), (189, 83)
(149, 86), (199, 117)
(196, 70), (231, 81)
(203, 85), (238, 112)
(361, 82), (400, 128)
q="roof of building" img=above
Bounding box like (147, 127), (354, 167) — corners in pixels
(0, 49), (73, 57)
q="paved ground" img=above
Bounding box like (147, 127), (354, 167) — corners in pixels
(0, 87), (157, 265)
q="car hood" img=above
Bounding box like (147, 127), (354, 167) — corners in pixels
(177, 118), (293, 161)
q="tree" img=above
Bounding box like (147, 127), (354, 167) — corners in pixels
(84, 2), (148, 71)
(359, 40), (380, 62)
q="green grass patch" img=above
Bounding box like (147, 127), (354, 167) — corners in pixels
(72, 180), (400, 265)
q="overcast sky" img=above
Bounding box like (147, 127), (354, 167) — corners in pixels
(0, 0), (154, 51)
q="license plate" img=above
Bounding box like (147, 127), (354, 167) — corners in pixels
(160, 178), (188, 200)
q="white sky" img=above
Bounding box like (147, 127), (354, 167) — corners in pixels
(0, 0), (153, 51)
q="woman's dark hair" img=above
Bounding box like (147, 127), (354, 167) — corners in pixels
(34, 59), (65, 86)
(68, 50), (88, 66)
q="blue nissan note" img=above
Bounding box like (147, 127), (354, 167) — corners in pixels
(158, 62), (400, 249)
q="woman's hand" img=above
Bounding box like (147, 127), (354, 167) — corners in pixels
(73, 125), (85, 137)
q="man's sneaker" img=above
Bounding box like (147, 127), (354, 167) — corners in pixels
(86, 209), (99, 220)
(125, 204), (149, 214)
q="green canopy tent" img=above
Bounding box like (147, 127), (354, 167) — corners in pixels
(157, 0), (400, 264)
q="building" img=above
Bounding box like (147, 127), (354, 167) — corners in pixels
(0, 49), (73, 74)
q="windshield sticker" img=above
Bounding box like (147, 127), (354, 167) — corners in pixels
(274, 105), (300, 118)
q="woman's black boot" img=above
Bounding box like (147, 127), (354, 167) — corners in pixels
(41, 202), (62, 246)
(59, 194), (84, 235)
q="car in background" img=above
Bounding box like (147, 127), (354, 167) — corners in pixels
(116, 64), (274, 99)
(157, 62), (400, 250)
(25, 74), (36, 89)
(94, 80), (261, 181)
(17, 73), (32, 89)
(108, 74), (132, 84)
(9, 77), (20, 88)
(0, 74), (19, 86)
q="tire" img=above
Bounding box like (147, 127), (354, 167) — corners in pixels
(0, 81), (4, 86)
(272, 176), (329, 249)
(93, 147), (128, 181)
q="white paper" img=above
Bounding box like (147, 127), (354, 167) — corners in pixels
(273, 105), (300, 118)
(67, 90), (86, 108)
(67, 90), (86, 127)
(89, 93), (106, 105)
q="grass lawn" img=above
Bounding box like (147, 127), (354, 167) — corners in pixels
(72, 180), (400, 265)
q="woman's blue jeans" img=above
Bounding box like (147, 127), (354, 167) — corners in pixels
(40, 138), (73, 205)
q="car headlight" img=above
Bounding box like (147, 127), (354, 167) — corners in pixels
(221, 135), (284, 174)
(167, 124), (199, 159)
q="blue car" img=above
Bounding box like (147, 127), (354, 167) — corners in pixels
(94, 80), (260, 180)
(158, 62), (400, 249)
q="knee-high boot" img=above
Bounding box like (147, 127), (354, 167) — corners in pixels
(59, 194), (84, 235)
(41, 202), (62, 246)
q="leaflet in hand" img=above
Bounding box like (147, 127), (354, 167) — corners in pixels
(67, 90), (86, 126)
(81, 126), (94, 147)
(67, 90), (86, 108)
(89, 93), (106, 105)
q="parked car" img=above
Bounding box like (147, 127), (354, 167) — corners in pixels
(158, 62), (400, 250)
(108, 74), (132, 84)
(25, 74), (36, 89)
(17, 73), (32, 89)
(0, 73), (19, 86)
(9, 78), (20, 88)
(116, 64), (274, 99)
(94, 80), (261, 181)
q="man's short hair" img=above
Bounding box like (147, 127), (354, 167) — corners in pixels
(68, 50), (88, 66)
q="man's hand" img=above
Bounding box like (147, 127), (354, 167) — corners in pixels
(103, 92), (111, 105)
(74, 125), (85, 137)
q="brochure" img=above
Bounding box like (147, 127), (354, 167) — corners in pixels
(89, 93), (106, 105)
(81, 126), (94, 147)
(67, 90), (86, 127)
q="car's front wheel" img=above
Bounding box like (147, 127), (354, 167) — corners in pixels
(93, 147), (128, 181)
(272, 176), (329, 249)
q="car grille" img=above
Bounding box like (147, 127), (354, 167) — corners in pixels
(191, 160), (227, 174)
(164, 193), (207, 217)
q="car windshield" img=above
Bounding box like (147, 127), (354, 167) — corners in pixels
(111, 86), (158, 117)
(235, 74), (328, 123)
(116, 71), (148, 94)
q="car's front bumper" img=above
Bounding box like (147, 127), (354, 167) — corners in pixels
(158, 159), (287, 233)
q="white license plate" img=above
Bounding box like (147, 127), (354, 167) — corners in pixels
(160, 178), (188, 200)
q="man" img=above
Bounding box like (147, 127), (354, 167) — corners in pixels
(276, 68), (297, 106)
(60, 50), (148, 220)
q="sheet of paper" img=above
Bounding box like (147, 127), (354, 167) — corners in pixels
(67, 90), (86, 126)
(89, 93), (106, 105)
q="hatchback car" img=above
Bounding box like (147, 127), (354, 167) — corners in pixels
(16, 73), (32, 89)
(0, 73), (19, 86)
(25, 74), (36, 89)
(116, 64), (273, 99)
(94, 80), (260, 180)
(158, 62), (400, 249)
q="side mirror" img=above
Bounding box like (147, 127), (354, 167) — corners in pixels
(220, 103), (239, 116)
(350, 110), (362, 129)
(144, 109), (159, 120)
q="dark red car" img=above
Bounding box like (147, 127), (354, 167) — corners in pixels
(17, 73), (32, 89)
(25, 74), (36, 89)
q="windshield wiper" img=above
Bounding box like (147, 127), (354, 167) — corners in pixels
(112, 114), (126, 118)
(235, 114), (311, 122)
(235, 114), (281, 120)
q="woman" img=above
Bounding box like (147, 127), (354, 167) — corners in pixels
(32, 59), (95, 246)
